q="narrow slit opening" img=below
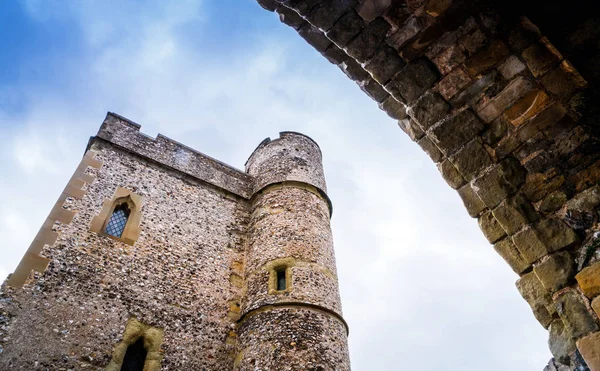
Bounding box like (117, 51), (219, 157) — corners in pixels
(276, 268), (287, 291)
(121, 337), (147, 371)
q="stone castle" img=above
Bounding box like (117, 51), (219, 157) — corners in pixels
(0, 113), (349, 370)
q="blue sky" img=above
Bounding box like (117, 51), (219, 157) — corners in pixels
(0, 1), (551, 369)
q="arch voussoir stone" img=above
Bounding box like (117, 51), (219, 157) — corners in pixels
(255, 0), (600, 369)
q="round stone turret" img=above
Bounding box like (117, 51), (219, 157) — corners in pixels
(235, 132), (349, 370)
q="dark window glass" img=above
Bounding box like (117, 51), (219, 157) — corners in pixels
(277, 269), (286, 291)
(121, 337), (146, 371)
(105, 203), (130, 238)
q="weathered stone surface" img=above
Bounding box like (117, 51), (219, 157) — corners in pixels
(450, 70), (498, 108)
(326, 9), (365, 47)
(577, 332), (600, 371)
(432, 44), (466, 74)
(437, 67), (471, 100)
(512, 225), (550, 265)
(492, 194), (539, 235)
(278, 0), (319, 14)
(386, 16), (423, 50)
(592, 296), (600, 318)
(536, 218), (578, 252)
(449, 139), (493, 181)
(298, 23), (332, 52)
(390, 58), (440, 103)
(539, 191), (568, 214)
(465, 40), (510, 77)
(481, 117), (508, 147)
(401, 25), (444, 61)
(356, 0), (392, 21)
(257, 0), (278, 11)
(323, 44), (349, 64)
(576, 262), (600, 298)
(277, 5), (305, 29)
(472, 157), (526, 208)
(494, 237), (529, 274)
(305, 0), (356, 30)
(340, 58), (370, 81)
(364, 45), (406, 84)
(479, 211), (506, 244)
(542, 61), (587, 98)
(516, 271), (554, 328)
(344, 18), (391, 62)
(398, 118), (424, 141)
(521, 170), (565, 202)
(407, 92), (449, 130)
(534, 252), (575, 293)
(429, 109), (484, 156)
(459, 28), (487, 57)
(477, 77), (533, 123)
(457, 183), (486, 218)
(522, 42), (562, 77)
(379, 96), (407, 120)
(556, 289), (599, 339)
(565, 186), (600, 213)
(504, 89), (550, 127)
(359, 78), (390, 102)
(437, 159), (465, 189)
(549, 319), (577, 365)
(423, 0), (453, 17)
(417, 136), (443, 163)
(497, 55), (526, 80)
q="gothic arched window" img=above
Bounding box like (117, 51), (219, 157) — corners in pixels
(104, 203), (131, 238)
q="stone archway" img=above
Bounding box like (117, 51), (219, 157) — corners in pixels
(253, 0), (600, 368)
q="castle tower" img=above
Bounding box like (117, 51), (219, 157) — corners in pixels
(236, 133), (350, 370)
(0, 113), (349, 370)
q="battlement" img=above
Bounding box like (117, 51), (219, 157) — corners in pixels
(93, 112), (253, 198)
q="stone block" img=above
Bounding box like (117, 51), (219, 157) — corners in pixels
(344, 18), (391, 62)
(512, 225), (550, 265)
(340, 59), (370, 81)
(432, 44), (466, 75)
(565, 186), (600, 213)
(437, 67), (471, 100)
(379, 96), (406, 120)
(576, 262), (600, 298)
(278, 0), (319, 14)
(417, 136), (443, 163)
(305, 0), (356, 30)
(457, 183), (486, 218)
(577, 332), (600, 371)
(398, 118), (424, 142)
(358, 78), (389, 103)
(459, 29), (487, 57)
(472, 157), (526, 208)
(492, 194), (539, 235)
(357, 0), (393, 21)
(424, 0), (453, 17)
(569, 159), (600, 193)
(536, 218), (578, 252)
(448, 139), (493, 181)
(277, 6), (305, 29)
(556, 289), (599, 339)
(326, 9), (365, 47)
(534, 251), (575, 293)
(386, 16), (423, 50)
(298, 23), (332, 52)
(407, 92), (449, 130)
(257, 0), (278, 11)
(477, 77), (533, 123)
(494, 237), (529, 274)
(549, 319), (577, 365)
(497, 55), (526, 80)
(481, 117), (508, 147)
(465, 40), (510, 77)
(364, 45), (406, 84)
(504, 89), (550, 127)
(389, 58), (440, 103)
(437, 160), (465, 190)
(521, 170), (565, 203)
(450, 70), (497, 108)
(322, 45), (349, 64)
(522, 42), (561, 77)
(539, 191), (567, 214)
(516, 271), (554, 328)
(593, 296), (600, 318)
(479, 211), (506, 244)
(542, 61), (587, 98)
(401, 24), (444, 62)
(429, 109), (484, 156)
